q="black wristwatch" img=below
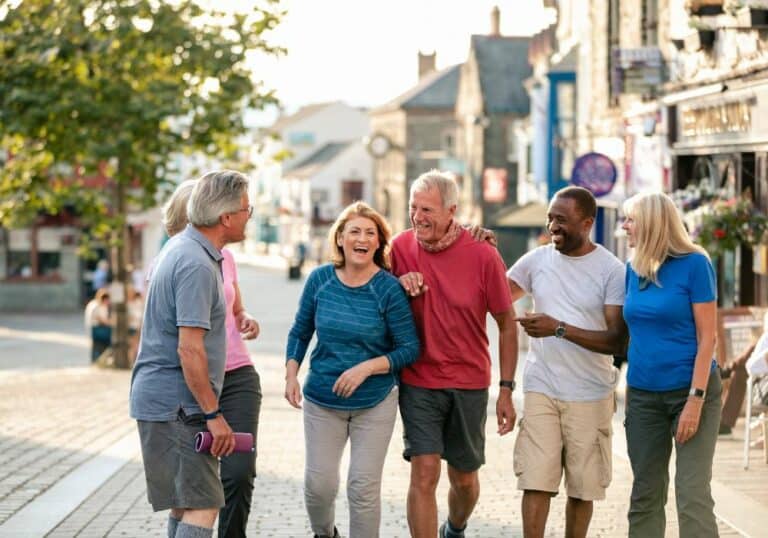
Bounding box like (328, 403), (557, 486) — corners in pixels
(499, 379), (516, 391)
(203, 408), (222, 420)
(688, 387), (706, 399)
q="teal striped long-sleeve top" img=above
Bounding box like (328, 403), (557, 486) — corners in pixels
(286, 264), (420, 410)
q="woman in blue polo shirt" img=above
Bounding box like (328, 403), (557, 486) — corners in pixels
(621, 191), (722, 538)
(285, 202), (419, 538)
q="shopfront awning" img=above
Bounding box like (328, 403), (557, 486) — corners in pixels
(490, 202), (547, 228)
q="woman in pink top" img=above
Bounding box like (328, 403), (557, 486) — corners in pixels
(163, 180), (262, 538)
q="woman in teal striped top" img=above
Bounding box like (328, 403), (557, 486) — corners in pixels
(285, 202), (419, 538)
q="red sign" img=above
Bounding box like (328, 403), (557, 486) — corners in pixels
(483, 168), (508, 203)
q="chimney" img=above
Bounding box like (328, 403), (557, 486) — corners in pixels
(490, 5), (501, 36)
(418, 51), (436, 80)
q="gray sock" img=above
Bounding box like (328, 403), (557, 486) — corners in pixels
(167, 515), (180, 538)
(175, 521), (213, 538)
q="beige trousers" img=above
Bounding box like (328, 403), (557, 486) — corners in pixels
(303, 388), (398, 538)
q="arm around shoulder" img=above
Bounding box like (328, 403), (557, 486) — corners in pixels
(382, 278), (420, 370)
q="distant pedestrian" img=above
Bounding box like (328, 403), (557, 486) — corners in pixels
(91, 259), (110, 292)
(391, 170), (517, 538)
(621, 191), (721, 538)
(161, 178), (263, 538)
(130, 170), (251, 538)
(285, 202), (419, 538)
(507, 186), (627, 538)
(84, 287), (112, 362)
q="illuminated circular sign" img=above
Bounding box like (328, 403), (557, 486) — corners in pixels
(570, 152), (617, 197)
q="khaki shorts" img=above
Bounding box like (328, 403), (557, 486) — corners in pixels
(514, 392), (614, 500)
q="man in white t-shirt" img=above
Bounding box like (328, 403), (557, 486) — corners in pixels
(507, 186), (627, 538)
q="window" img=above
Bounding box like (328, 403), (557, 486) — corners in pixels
(641, 0), (658, 46)
(5, 228), (63, 281)
(341, 180), (364, 207)
(607, 0), (621, 104)
(556, 82), (576, 180)
(507, 121), (521, 163)
(287, 131), (315, 146)
(442, 131), (455, 157)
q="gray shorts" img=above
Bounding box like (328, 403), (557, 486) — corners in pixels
(137, 410), (224, 511)
(399, 383), (488, 472)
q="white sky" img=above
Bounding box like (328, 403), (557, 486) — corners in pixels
(242, 0), (556, 119)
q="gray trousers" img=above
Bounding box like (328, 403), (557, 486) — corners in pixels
(625, 370), (722, 538)
(303, 389), (398, 538)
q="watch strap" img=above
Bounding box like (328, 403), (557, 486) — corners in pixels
(203, 408), (222, 420)
(499, 379), (516, 391)
(555, 321), (566, 338)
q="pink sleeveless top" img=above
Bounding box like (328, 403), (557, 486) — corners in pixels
(222, 248), (253, 372)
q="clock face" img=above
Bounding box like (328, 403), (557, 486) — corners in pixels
(368, 134), (391, 158)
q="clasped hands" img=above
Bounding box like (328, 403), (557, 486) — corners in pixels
(285, 363), (373, 409)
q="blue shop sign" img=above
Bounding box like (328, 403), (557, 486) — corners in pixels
(571, 152), (617, 197)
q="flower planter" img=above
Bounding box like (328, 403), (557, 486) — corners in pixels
(737, 6), (768, 26)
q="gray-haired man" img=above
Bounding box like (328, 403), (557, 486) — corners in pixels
(130, 170), (252, 538)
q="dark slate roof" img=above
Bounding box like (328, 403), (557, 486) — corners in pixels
(471, 35), (532, 115)
(371, 64), (461, 114)
(284, 141), (352, 177)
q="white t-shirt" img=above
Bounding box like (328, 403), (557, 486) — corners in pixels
(507, 244), (626, 401)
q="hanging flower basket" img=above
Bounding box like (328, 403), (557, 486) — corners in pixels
(673, 186), (768, 257)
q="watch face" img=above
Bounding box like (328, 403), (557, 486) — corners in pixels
(555, 324), (566, 338)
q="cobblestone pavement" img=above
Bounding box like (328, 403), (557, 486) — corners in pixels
(0, 265), (762, 536)
(0, 357), (744, 537)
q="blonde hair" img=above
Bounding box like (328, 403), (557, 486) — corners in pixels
(328, 202), (392, 270)
(162, 179), (196, 236)
(623, 191), (708, 284)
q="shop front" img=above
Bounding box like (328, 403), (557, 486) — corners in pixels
(664, 79), (768, 307)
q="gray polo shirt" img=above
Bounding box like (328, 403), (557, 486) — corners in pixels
(129, 225), (226, 421)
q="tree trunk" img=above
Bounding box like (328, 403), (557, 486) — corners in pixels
(111, 179), (130, 369)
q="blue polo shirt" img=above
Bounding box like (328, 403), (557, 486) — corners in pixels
(129, 225), (226, 421)
(624, 252), (717, 392)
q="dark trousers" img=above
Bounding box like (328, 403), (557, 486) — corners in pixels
(625, 371), (722, 538)
(90, 325), (111, 362)
(218, 365), (262, 538)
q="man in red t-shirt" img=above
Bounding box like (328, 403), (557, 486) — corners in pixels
(391, 169), (518, 538)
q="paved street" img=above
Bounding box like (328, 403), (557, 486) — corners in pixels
(0, 264), (766, 536)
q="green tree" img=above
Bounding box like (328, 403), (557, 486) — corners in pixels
(0, 0), (284, 367)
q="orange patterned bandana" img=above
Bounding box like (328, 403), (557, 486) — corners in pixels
(416, 220), (462, 252)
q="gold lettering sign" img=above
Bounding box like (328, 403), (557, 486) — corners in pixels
(680, 101), (752, 138)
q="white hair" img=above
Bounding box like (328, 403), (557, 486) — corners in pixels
(186, 170), (249, 227)
(410, 169), (458, 208)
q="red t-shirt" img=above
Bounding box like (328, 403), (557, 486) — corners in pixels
(391, 229), (512, 389)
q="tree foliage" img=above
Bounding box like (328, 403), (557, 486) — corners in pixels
(0, 0), (284, 241)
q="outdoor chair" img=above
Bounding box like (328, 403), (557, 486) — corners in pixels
(743, 373), (768, 469)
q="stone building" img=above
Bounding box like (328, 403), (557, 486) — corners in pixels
(369, 55), (461, 233)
